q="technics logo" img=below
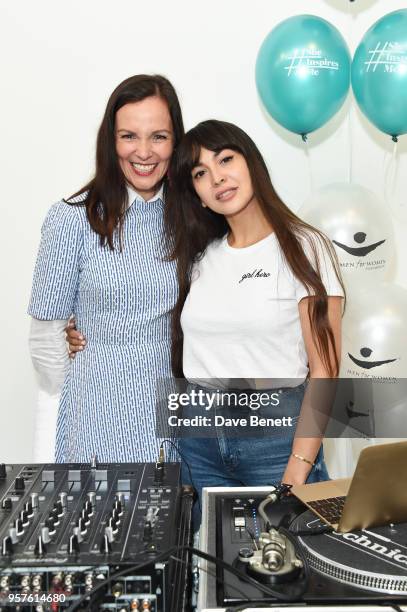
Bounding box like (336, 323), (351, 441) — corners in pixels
(348, 347), (397, 370)
(333, 232), (385, 257)
(333, 532), (407, 567)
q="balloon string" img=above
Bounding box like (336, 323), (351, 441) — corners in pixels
(303, 140), (315, 195)
(389, 141), (399, 205)
(347, 101), (353, 184)
(383, 149), (391, 204)
(383, 141), (398, 209)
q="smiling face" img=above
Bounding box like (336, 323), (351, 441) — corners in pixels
(191, 148), (259, 218)
(115, 96), (174, 200)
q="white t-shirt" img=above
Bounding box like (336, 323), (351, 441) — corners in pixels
(181, 231), (343, 388)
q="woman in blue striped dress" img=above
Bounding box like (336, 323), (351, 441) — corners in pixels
(28, 75), (184, 463)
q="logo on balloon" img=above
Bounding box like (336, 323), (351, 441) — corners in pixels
(299, 183), (394, 283)
(348, 347), (397, 370)
(364, 42), (407, 74)
(284, 48), (340, 77)
(341, 283), (406, 380)
(332, 233), (386, 257)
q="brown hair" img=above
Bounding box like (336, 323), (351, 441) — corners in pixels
(165, 120), (345, 378)
(68, 74), (184, 249)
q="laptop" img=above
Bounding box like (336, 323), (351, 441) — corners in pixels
(291, 441), (407, 533)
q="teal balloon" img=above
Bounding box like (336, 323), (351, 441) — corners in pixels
(255, 15), (351, 136)
(352, 10), (407, 139)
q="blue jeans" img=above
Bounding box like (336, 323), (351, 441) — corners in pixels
(179, 382), (329, 527)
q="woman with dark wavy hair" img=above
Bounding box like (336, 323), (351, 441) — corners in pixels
(165, 120), (345, 511)
(29, 75), (184, 463)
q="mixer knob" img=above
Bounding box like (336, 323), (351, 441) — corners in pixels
(54, 501), (64, 517)
(1, 497), (12, 511)
(30, 493), (39, 508)
(2, 536), (13, 556)
(73, 526), (83, 544)
(105, 526), (114, 543)
(87, 491), (96, 506)
(68, 534), (80, 555)
(108, 516), (119, 535)
(49, 510), (60, 526)
(77, 517), (87, 535)
(25, 501), (34, 518)
(20, 510), (30, 526)
(41, 527), (51, 545)
(85, 500), (93, 516)
(14, 518), (24, 537)
(0, 464), (6, 479)
(100, 531), (112, 554)
(100, 525), (114, 553)
(14, 477), (25, 492)
(45, 517), (56, 536)
(8, 528), (18, 545)
(34, 535), (46, 557)
(114, 500), (123, 516)
(112, 509), (121, 526)
(59, 492), (68, 507)
(81, 509), (91, 526)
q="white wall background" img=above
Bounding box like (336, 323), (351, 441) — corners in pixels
(1, 0), (406, 465)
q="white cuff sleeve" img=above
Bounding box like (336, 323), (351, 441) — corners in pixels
(29, 318), (70, 463)
(29, 318), (70, 396)
(33, 390), (59, 462)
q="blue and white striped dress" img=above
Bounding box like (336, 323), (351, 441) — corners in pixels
(28, 190), (177, 463)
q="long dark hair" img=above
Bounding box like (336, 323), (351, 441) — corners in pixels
(69, 74), (184, 249)
(165, 120), (345, 378)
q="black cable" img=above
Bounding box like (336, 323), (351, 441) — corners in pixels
(160, 438), (202, 512)
(277, 527), (311, 582)
(169, 552), (251, 603)
(68, 540), (309, 610)
(184, 546), (309, 602)
(244, 525), (258, 547)
(67, 546), (180, 611)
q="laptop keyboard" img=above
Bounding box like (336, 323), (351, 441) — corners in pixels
(308, 496), (346, 523)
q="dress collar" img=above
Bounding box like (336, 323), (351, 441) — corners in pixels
(126, 184), (164, 209)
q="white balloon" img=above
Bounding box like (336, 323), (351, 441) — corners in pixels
(337, 283), (407, 437)
(342, 283), (407, 379)
(299, 183), (395, 286)
(323, 0), (377, 11)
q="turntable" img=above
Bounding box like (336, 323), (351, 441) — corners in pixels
(197, 486), (407, 611)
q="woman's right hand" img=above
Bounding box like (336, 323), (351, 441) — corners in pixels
(65, 318), (86, 359)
